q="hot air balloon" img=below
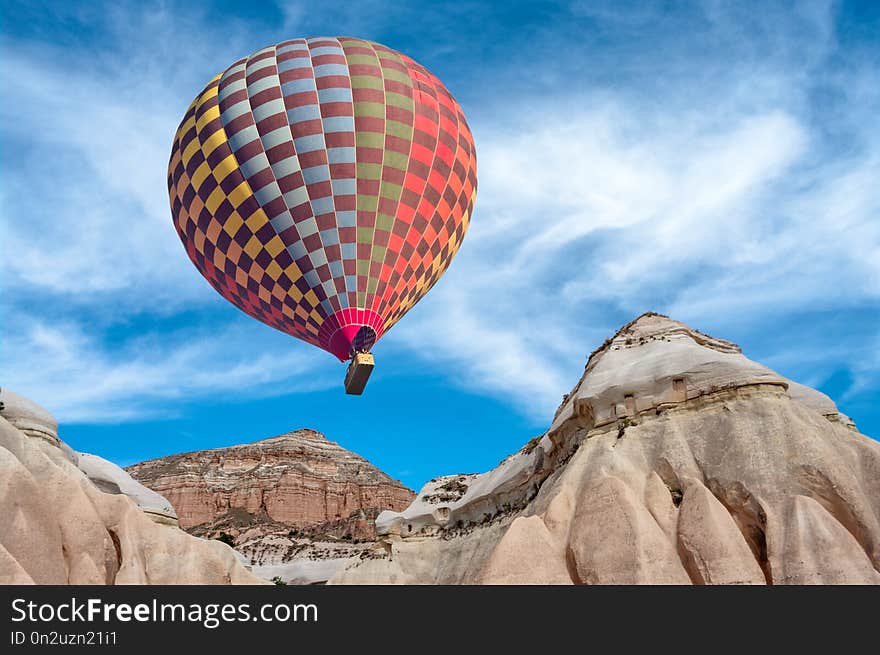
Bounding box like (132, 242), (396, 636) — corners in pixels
(168, 37), (477, 394)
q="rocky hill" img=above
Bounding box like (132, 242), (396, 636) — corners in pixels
(126, 429), (414, 582)
(0, 388), (261, 585)
(331, 313), (880, 585)
(127, 430), (414, 540)
(5, 312), (877, 585)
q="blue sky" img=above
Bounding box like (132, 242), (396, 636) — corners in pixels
(1, 0), (878, 491)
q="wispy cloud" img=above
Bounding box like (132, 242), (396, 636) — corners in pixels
(1, 1), (877, 429)
(0, 6), (249, 307)
(2, 312), (331, 423)
(0, 3), (334, 421)
(383, 1), (879, 419)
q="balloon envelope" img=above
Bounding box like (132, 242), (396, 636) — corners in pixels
(168, 37), (477, 361)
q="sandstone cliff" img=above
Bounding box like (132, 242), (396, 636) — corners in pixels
(331, 314), (880, 585)
(126, 429), (414, 584)
(127, 430), (414, 541)
(0, 389), (262, 584)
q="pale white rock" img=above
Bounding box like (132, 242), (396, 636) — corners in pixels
(772, 495), (880, 584)
(786, 380), (856, 429)
(476, 515), (570, 584)
(334, 521), (514, 585)
(233, 527), (372, 585)
(548, 313), (786, 435)
(541, 485), (573, 540)
(0, 387), (178, 527)
(0, 405), (263, 585)
(252, 557), (356, 585)
(77, 453), (178, 526)
(567, 475), (692, 584)
(676, 483), (766, 584)
(0, 387), (60, 445)
(642, 471), (679, 541)
(376, 445), (552, 537)
(333, 314), (880, 585)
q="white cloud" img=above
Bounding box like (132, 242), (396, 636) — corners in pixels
(384, 105), (812, 415)
(1, 1), (877, 426)
(0, 4), (340, 422)
(388, 285), (582, 415)
(847, 333), (880, 401)
(1, 315), (332, 423)
(0, 5), (264, 307)
(384, 8), (879, 418)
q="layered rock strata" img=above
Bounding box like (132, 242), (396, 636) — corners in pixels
(127, 430), (414, 540)
(332, 314), (880, 585)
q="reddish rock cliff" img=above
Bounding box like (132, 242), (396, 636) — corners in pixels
(126, 429), (414, 540)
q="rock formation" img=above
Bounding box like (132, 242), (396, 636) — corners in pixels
(76, 453), (179, 526)
(331, 314), (880, 585)
(127, 430), (414, 538)
(0, 388), (262, 584)
(127, 429), (414, 583)
(0, 388), (179, 527)
(238, 531), (370, 585)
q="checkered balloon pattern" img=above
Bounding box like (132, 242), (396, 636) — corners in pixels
(168, 37), (477, 361)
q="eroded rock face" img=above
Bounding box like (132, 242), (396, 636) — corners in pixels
(126, 430), (414, 541)
(0, 388), (179, 526)
(0, 410), (262, 585)
(332, 314), (880, 585)
(77, 453), (178, 526)
(0, 388), (60, 445)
